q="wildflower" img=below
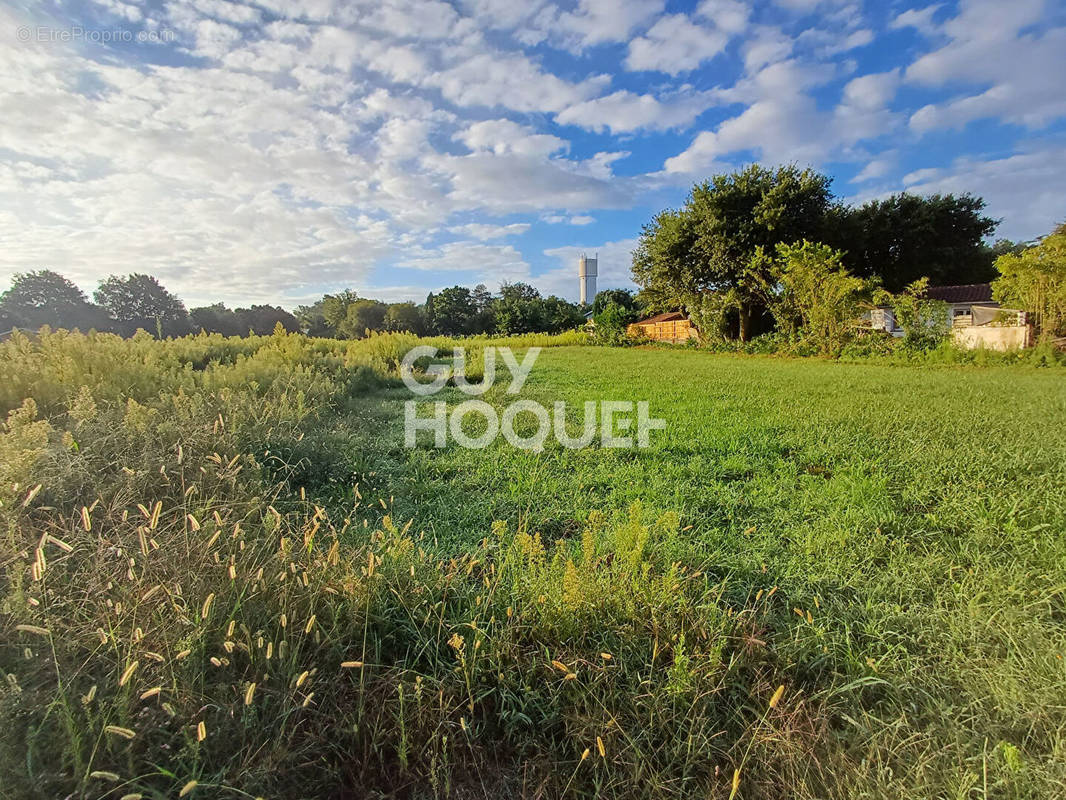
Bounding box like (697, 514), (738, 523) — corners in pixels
(105, 725), (136, 740)
(179, 780), (198, 796)
(597, 736), (606, 757)
(244, 682), (256, 705)
(196, 721), (207, 741)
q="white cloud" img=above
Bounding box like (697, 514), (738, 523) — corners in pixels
(456, 120), (568, 158)
(556, 89), (713, 134)
(395, 241), (530, 280)
(904, 0), (1066, 132)
(697, 0), (750, 34)
(450, 222), (531, 239)
(901, 143), (1066, 241)
(664, 63), (899, 174)
(889, 4), (943, 36)
(625, 14), (729, 75)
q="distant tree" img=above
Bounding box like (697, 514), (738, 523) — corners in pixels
(321, 290), (360, 335)
(634, 165), (834, 340)
(234, 305), (300, 335)
(492, 282), (544, 334)
(190, 303), (242, 336)
(341, 299), (387, 339)
(94, 274), (190, 338)
(384, 302), (423, 334)
(592, 301), (634, 345)
(0, 270), (112, 332)
(770, 241), (872, 354)
(539, 295), (585, 333)
(590, 289), (640, 317)
(429, 286), (479, 336)
(831, 193), (999, 292)
(470, 283), (496, 333)
(294, 300), (332, 337)
(992, 225), (1066, 338)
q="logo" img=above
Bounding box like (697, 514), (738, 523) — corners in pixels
(401, 347), (665, 451)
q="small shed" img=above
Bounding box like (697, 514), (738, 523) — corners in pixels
(627, 311), (698, 342)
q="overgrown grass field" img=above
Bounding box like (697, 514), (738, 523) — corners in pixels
(2, 331), (1064, 799)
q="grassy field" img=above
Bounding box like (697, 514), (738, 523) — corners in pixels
(2, 331), (1065, 799)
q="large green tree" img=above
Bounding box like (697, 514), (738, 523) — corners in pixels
(633, 165), (834, 340)
(831, 193), (998, 291)
(94, 274), (190, 338)
(0, 270), (112, 332)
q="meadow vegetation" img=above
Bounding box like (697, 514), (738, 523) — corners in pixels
(2, 329), (1065, 799)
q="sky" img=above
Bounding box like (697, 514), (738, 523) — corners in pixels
(1, 0), (1065, 309)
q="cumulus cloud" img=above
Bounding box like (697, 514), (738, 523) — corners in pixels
(901, 143), (1066, 241)
(625, 14), (730, 75)
(904, 0), (1066, 132)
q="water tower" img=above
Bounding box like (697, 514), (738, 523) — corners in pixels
(579, 253), (598, 305)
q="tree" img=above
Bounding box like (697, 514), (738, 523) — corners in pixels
(832, 194), (998, 291)
(294, 300), (332, 337)
(770, 241), (872, 354)
(341, 299), (387, 339)
(429, 286), (479, 335)
(0, 270), (112, 332)
(590, 289), (640, 317)
(634, 165), (834, 340)
(384, 302), (423, 334)
(190, 303), (242, 336)
(592, 301), (634, 345)
(493, 282), (544, 334)
(874, 278), (950, 350)
(539, 295), (585, 333)
(321, 290), (360, 335)
(470, 283), (496, 333)
(992, 225), (1066, 338)
(94, 274), (190, 338)
(234, 305), (300, 335)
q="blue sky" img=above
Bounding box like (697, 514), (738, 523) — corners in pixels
(2, 0), (1065, 308)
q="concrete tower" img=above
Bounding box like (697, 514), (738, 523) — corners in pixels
(579, 253), (598, 305)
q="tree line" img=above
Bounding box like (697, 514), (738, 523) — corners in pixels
(293, 282), (585, 338)
(0, 270), (586, 340)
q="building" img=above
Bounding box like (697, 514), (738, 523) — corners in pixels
(870, 283), (1030, 350)
(579, 254), (597, 305)
(627, 311), (698, 342)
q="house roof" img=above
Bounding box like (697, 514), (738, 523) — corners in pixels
(921, 283), (994, 303)
(633, 311), (687, 325)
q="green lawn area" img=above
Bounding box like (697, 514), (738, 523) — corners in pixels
(346, 346), (1066, 796)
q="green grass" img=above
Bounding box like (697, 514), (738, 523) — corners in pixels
(2, 333), (1065, 799)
